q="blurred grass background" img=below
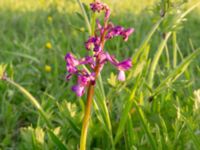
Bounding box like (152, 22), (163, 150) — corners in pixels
(0, 0), (200, 149)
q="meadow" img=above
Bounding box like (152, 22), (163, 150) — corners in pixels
(0, 0), (200, 149)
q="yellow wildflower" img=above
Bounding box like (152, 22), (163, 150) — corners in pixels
(47, 16), (53, 22)
(45, 42), (52, 49)
(45, 65), (52, 72)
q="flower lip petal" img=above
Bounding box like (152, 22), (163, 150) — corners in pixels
(118, 70), (126, 81)
(71, 84), (85, 97)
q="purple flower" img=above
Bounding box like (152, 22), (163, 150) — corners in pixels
(65, 53), (79, 74)
(85, 36), (96, 50)
(90, 1), (111, 21)
(116, 58), (132, 71)
(71, 72), (95, 97)
(118, 70), (125, 81)
(104, 6), (111, 21)
(78, 73), (95, 86)
(72, 84), (85, 97)
(79, 56), (94, 66)
(106, 26), (124, 39)
(121, 28), (134, 41)
(105, 53), (132, 81)
(98, 52), (107, 64)
(106, 53), (132, 71)
(85, 36), (101, 52)
(65, 53), (79, 66)
(116, 59), (132, 81)
(106, 26), (134, 41)
(73, 72), (96, 97)
(65, 0), (134, 96)
(90, 1), (104, 12)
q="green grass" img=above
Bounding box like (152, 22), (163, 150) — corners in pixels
(0, 0), (200, 149)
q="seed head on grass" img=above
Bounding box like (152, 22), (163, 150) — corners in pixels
(65, 0), (134, 97)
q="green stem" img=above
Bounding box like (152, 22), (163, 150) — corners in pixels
(5, 78), (52, 128)
(80, 84), (95, 150)
(133, 100), (157, 150)
(80, 64), (101, 150)
(165, 44), (170, 69)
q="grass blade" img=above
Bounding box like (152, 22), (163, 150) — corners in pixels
(77, 0), (92, 34)
(133, 100), (157, 150)
(94, 77), (115, 149)
(180, 115), (200, 149)
(125, 114), (135, 148)
(5, 78), (52, 128)
(132, 18), (163, 64)
(173, 32), (177, 68)
(148, 1), (200, 88)
(153, 48), (200, 96)
(114, 76), (142, 144)
(48, 130), (68, 150)
(114, 90), (136, 144)
(0, 50), (40, 63)
(148, 32), (171, 88)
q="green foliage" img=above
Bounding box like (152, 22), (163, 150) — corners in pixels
(0, 0), (200, 149)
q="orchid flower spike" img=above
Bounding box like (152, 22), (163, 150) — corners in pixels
(65, 0), (134, 97)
